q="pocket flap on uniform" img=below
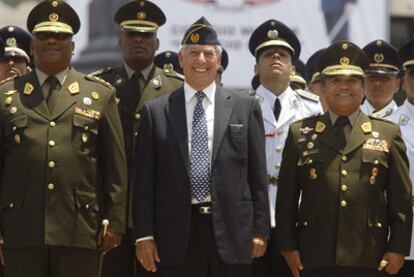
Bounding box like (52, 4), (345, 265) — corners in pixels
(75, 190), (99, 211)
(0, 191), (24, 211)
(73, 114), (98, 134)
(362, 150), (388, 168)
(5, 115), (28, 135)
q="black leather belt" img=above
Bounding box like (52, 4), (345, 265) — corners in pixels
(192, 203), (212, 214)
(268, 175), (278, 186)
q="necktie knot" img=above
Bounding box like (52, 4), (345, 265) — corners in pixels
(335, 116), (349, 128)
(195, 91), (206, 103)
(46, 76), (59, 88)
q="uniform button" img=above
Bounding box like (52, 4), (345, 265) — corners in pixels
(9, 203), (14, 208)
(135, 113), (141, 120)
(275, 163), (281, 170)
(48, 161), (56, 168)
(374, 160), (379, 165)
(341, 155), (347, 162)
(134, 132), (138, 137)
(303, 221), (308, 226)
(84, 126), (89, 131)
(308, 159), (313, 164)
(12, 126), (17, 131)
(85, 204), (90, 209)
(48, 183), (55, 190)
(377, 222), (382, 228)
(341, 200), (347, 207)
(341, 170), (348, 176)
(276, 146), (282, 152)
(50, 121), (56, 127)
(49, 140), (55, 147)
(341, 185), (347, 191)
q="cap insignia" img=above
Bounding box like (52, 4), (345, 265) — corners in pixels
(49, 13), (59, 22)
(342, 43), (348, 50)
(137, 12), (146, 20)
(340, 57), (350, 66)
(52, 1), (58, 7)
(190, 33), (200, 43)
(6, 37), (16, 47)
(267, 29), (279, 40)
(374, 53), (384, 63)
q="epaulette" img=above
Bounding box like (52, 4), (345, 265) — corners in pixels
(163, 69), (184, 81)
(368, 115), (396, 125)
(295, 89), (319, 102)
(294, 113), (321, 124)
(88, 67), (113, 77)
(85, 74), (114, 89)
(0, 75), (17, 86)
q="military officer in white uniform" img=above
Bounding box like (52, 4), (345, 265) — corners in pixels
(248, 19), (323, 277)
(360, 40), (401, 119)
(390, 38), (414, 277)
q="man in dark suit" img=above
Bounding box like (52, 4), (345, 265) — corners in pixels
(276, 41), (413, 277)
(90, 2), (183, 276)
(0, 1), (127, 276)
(132, 17), (269, 277)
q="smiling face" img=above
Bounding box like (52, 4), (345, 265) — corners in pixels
(31, 32), (73, 75)
(321, 75), (364, 115)
(119, 31), (159, 70)
(363, 72), (400, 110)
(179, 44), (221, 91)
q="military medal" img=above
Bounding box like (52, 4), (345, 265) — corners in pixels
(300, 127), (313, 134)
(372, 131), (379, 138)
(83, 97), (92, 106)
(24, 82), (34, 95)
(10, 106), (17, 114)
(14, 134), (21, 144)
(5, 96), (13, 105)
(91, 91), (99, 100)
(307, 142), (314, 149)
(82, 133), (88, 143)
(369, 176), (376, 185)
(309, 168), (317, 180)
(311, 134), (318, 141)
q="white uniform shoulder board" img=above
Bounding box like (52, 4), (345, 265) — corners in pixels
(295, 89), (319, 102)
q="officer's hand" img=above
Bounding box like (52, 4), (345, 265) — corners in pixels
(96, 230), (122, 253)
(378, 252), (405, 275)
(282, 250), (303, 277)
(0, 233), (4, 265)
(136, 240), (160, 272)
(251, 236), (267, 258)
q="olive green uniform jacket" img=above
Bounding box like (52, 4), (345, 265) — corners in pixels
(92, 65), (183, 227)
(0, 68), (127, 250)
(276, 111), (413, 270)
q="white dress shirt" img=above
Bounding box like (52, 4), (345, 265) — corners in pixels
(360, 99), (397, 119)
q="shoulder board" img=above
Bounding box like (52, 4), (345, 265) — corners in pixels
(293, 113), (322, 124)
(85, 74), (114, 89)
(295, 89), (319, 102)
(368, 115), (396, 125)
(163, 69), (184, 81)
(89, 67), (113, 77)
(0, 75), (17, 86)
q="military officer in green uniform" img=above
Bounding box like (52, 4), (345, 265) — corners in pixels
(90, 1), (183, 276)
(0, 1), (127, 276)
(276, 41), (413, 277)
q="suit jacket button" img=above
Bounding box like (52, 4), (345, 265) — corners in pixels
(341, 185), (347, 191)
(340, 200), (347, 207)
(50, 121), (56, 127)
(48, 161), (56, 168)
(341, 170), (348, 176)
(341, 155), (347, 162)
(49, 140), (56, 147)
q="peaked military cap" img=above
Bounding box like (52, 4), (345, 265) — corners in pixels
(362, 39), (400, 75)
(290, 59), (306, 85)
(0, 26), (32, 63)
(27, 0), (80, 35)
(317, 41), (369, 77)
(0, 39), (4, 58)
(154, 51), (182, 74)
(181, 17), (220, 45)
(114, 0), (166, 33)
(248, 19), (301, 60)
(399, 38), (414, 71)
(306, 48), (325, 83)
(219, 48), (229, 72)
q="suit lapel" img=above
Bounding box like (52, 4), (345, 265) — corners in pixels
(212, 87), (233, 168)
(316, 113), (342, 152)
(343, 112), (371, 155)
(18, 72), (51, 120)
(50, 68), (77, 119)
(166, 88), (190, 177)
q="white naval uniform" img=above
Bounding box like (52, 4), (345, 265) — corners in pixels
(360, 99), (398, 119)
(390, 100), (414, 260)
(256, 85), (323, 227)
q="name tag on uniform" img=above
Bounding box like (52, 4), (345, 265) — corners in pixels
(75, 107), (101, 120)
(363, 138), (389, 153)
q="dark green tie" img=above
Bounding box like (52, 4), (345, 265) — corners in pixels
(46, 76), (60, 112)
(334, 116), (349, 149)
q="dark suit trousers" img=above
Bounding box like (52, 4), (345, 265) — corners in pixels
(252, 227), (292, 277)
(396, 260), (414, 277)
(156, 205), (251, 277)
(302, 266), (388, 277)
(3, 246), (100, 277)
(102, 229), (136, 277)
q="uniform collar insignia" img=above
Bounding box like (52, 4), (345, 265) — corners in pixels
(67, 82), (80, 95)
(361, 122), (372, 134)
(399, 114), (409, 126)
(315, 121), (326, 133)
(300, 126), (313, 134)
(4, 89), (17, 95)
(24, 82), (34, 95)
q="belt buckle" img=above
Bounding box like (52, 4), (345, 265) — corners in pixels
(268, 175), (278, 186)
(199, 206), (212, 214)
